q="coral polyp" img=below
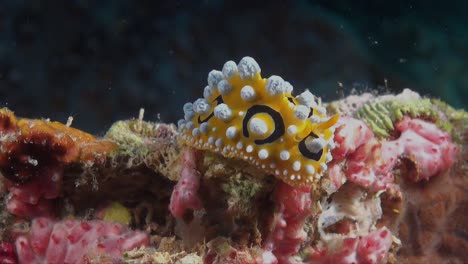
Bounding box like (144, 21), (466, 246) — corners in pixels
(178, 57), (339, 186)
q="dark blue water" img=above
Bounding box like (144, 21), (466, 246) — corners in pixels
(0, 0), (466, 133)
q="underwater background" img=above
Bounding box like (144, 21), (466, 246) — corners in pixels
(0, 0), (466, 133)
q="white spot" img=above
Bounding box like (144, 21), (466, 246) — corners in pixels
(214, 103), (233, 121)
(326, 152), (333, 162)
(203, 85), (213, 99)
(51, 172), (60, 182)
(283, 170), (288, 176)
(177, 119), (186, 129)
(246, 145), (254, 153)
(305, 165), (315, 174)
(183, 102), (194, 120)
(309, 116), (321, 123)
(222, 60), (238, 79)
(290, 175), (296, 180)
(238, 111), (245, 116)
(236, 142), (243, 149)
(240, 85), (257, 102)
(28, 157), (38, 166)
(249, 118), (268, 136)
(208, 70), (224, 88)
(280, 150), (290, 161)
(296, 90), (317, 107)
(193, 98), (210, 114)
(185, 121), (194, 130)
(215, 138), (224, 148)
(297, 175), (301, 180)
(287, 125), (297, 135)
(212, 127), (217, 132)
(183, 102), (193, 113)
(317, 106), (327, 115)
(320, 163), (328, 172)
(192, 128), (200, 137)
(275, 170), (280, 175)
(226, 126), (238, 139)
(261, 164), (266, 169)
(237, 56), (261, 80)
(258, 149), (269, 160)
(218, 80), (232, 95)
(294, 105), (310, 120)
(198, 139), (203, 144)
(265, 76), (285, 96)
(306, 137), (326, 153)
(292, 161), (301, 171)
(199, 123), (209, 134)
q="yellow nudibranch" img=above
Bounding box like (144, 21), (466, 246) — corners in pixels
(178, 57), (339, 186)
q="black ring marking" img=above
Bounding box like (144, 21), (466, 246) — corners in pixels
(299, 132), (323, 161)
(197, 95), (224, 124)
(242, 105), (285, 145)
(308, 107), (314, 118)
(287, 97), (296, 105)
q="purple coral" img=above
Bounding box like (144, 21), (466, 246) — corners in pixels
(169, 148), (203, 218)
(13, 217), (149, 263)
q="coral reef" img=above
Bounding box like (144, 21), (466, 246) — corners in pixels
(0, 58), (466, 263)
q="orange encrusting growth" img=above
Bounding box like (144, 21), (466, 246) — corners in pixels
(178, 57), (338, 186)
(0, 108), (118, 183)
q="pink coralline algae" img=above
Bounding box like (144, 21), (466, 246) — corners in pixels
(384, 116), (458, 181)
(169, 148), (203, 218)
(330, 116), (457, 191)
(309, 227), (393, 264)
(5, 167), (61, 218)
(0, 241), (18, 264)
(262, 182), (312, 264)
(13, 217), (149, 263)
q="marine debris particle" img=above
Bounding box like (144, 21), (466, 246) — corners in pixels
(178, 57), (339, 186)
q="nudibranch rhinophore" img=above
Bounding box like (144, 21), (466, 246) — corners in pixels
(178, 57), (339, 186)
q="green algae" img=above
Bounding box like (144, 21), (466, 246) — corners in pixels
(355, 97), (448, 138)
(221, 172), (269, 217)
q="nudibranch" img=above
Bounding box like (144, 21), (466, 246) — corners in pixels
(178, 57), (339, 186)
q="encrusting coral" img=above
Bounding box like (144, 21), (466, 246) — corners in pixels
(0, 57), (465, 264)
(0, 108), (118, 218)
